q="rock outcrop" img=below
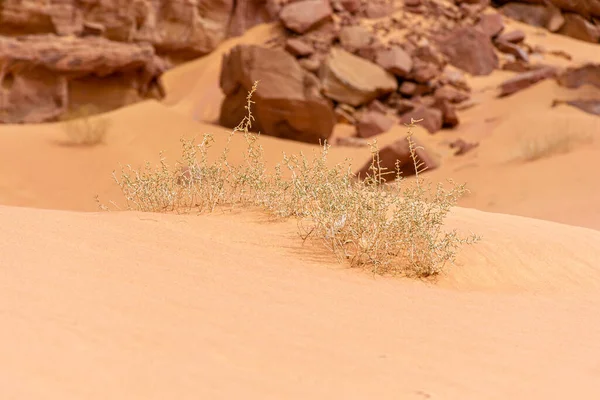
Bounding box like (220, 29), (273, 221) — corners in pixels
(0, 35), (166, 123)
(0, 0), (276, 123)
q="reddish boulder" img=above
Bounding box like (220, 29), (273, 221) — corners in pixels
(285, 38), (315, 57)
(219, 45), (335, 143)
(399, 106), (443, 133)
(556, 63), (600, 88)
(476, 13), (505, 38)
(356, 136), (438, 181)
(497, 66), (558, 97)
(557, 13), (600, 42)
(375, 46), (414, 77)
(339, 25), (375, 53)
(494, 40), (529, 62)
(497, 30), (526, 43)
(437, 27), (499, 76)
(434, 85), (470, 103)
(279, 0), (333, 34)
(357, 110), (396, 138)
(320, 47), (398, 107)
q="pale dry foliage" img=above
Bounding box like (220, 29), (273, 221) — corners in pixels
(61, 104), (110, 146)
(519, 131), (593, 162)
(108, 82), (480, 278)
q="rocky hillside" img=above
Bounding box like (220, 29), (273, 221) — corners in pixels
(1, 0), (598, 127)
(218, 0), (600, 150)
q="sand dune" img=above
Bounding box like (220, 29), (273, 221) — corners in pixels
(2, 10), (600, 400)
(2, 204), (600, 399)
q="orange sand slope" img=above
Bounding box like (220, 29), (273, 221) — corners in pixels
(2, 204), (600, 400)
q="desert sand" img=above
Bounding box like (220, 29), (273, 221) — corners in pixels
(1, 15), (600, 400)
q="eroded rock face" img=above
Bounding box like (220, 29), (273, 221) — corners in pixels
(0, 0), (276, 123)
(219, 44), (336, 144)
(0, 35), (166, 123)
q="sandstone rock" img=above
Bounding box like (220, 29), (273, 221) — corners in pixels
(339, 25), (375, 53)
(399, 81), (419, 96)
(364, 1), (394, 19)
(433, 100), (459, 128)
(279, 0), (333, 34)
(0, 35), (164, 123)
(219, 45), (335, 143)
(375, 46), (414, 77)
(437, 27), (499, 76)
(434, 85), (470, 103)
(340, 0), (361, 13)
(368, 99), (389, 114)
(556, 63), (600, 88)
(497, 30), (526, 43)
(476, 13), (505, 38)
(494, 40), (529, 62)
(558, 12), (600, 42)
(357, 110), (396, 138)
(399, 106), (443, 133)
(285, 38), (315, 57)
(500, 3), (566, 32)
(410, 61), (440, 83)
(449, 138), (479, 155)
(0, 0), (274, 59)
(298, 55), (323, 72)
(498, 66), (558, 97)
(558, 99), (600, 116)
(356, 136), (438, 181)
(320, 47), (398, 107)
(335, 104), (357, 124)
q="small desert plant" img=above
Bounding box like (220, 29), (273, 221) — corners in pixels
(61, 104), (110, 146)
(106, 81), (480, 278)
(517, 130), (593, 162)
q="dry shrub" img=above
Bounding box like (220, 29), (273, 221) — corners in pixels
(519, 131), (593, 162)
(61, 104), (110, 146)
(107, 82), (480, 278)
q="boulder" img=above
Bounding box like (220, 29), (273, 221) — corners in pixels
(320, 47), (398, 107)
(375, 46), (414, 77)
(285, 38), (315, 57)
(339, 25), (375, 53)
(556, 63), (600, 88)
(279, 0), (333, 34)
(557, 13), (600, 42)
(219, 45), (335, 143)
(357, 110), (395, 138)
(476, 13), (505, 38)
(497, 66), (558, 97)
(437, 27), (499, 76)
(356, 136), (438, 181)
(399, 106), (443, 133)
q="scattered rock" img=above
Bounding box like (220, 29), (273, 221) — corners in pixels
(364, 1), (394, 19)
(339, 0), (361, 13)
(494, 40), (529, 62)
(437, 27), (499, 76)
(335, 104), (357, 124)
(399, 106), (443, 133)
(339, 25), (375, 53)
(556, 63), (600, 89)
(375, 46), (414, 77)
(497, 30), (526, 44)
(449, 138), (479, 155)
(497, 66), (558, 97)
(434, 85), (470, 103)
(285, 38), (315, 57)
(476, 13), (505, 38)
(320, 47), (398, 107)
(552, 99), (600, 116)
(219, 45), (335, 143)
(356, 136), (438, 181)
(558, 12), (600, 43)
(357, 110), (396, 138)
(279, 0), (333, 34)
(298, 55), (323, 72)
(433, 100), (460, 128)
